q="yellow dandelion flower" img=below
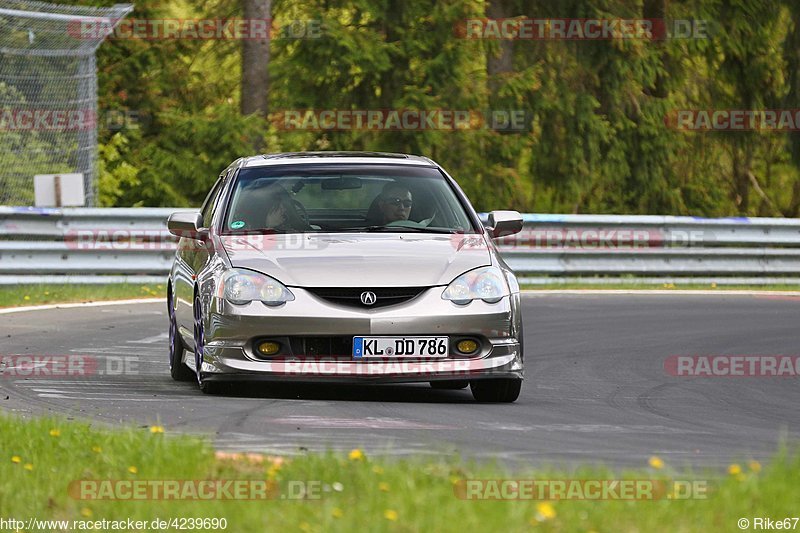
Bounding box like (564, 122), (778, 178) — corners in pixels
(80, 508), (92, 518)
(748, 460), (761, 473)
(378, 482), (390, 492)
(128, 466), (138, 474)
(331, 508), (344, 519)
(383, 509), (398, 521)
(49, 428), (61, 437)
(649, 456), (664, 469)
(23, 296), (30, 301)
(348, 449), (364, 461)
(149, 425), (164, 434)
(91, 446), (102, 453)
(11, 456), (21, 463)
(711, 282), (717, 288)
(536, 502), (556, 521)
(728, 464), (741, 476)
(23, 463), (33, 471)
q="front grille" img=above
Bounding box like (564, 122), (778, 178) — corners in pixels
(306, 287), (427, 308)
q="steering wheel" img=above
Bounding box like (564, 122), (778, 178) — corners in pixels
(419, 209), (437, 227)
(292, 199), (310, 226)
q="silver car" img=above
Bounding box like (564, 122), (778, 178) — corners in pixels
(166, 152), (524, 402)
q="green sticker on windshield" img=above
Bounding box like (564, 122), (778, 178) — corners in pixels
(230, 221), (246, 229)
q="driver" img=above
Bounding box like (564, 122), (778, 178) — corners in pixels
(262, 185), (308, 231)
(377, 183), (413, 224)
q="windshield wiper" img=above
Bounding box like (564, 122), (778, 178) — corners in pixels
(337, 225), (460, 234)
(227, 228), (289, 235)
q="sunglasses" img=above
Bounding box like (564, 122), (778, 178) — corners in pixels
(383, 197), (413, 208)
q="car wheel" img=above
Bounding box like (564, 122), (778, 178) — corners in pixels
(193, 295), (223, 395)
(168, 287), (194, 381)
(430, 380), (469, 390)
(470, 379), (522, 403)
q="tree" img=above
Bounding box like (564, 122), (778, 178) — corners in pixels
(241, 0), (272, 118)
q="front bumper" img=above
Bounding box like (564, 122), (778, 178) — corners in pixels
(197, 287), (523, 383)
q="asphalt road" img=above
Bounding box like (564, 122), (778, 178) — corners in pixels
(1, 293), (799, 470)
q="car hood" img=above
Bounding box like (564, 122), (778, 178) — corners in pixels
(220, 233), (491, 287)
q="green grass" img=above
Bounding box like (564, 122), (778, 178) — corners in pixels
(0, 415), (797, 532)
(522, 282), (800, 291)
(0, 284), (164, 308)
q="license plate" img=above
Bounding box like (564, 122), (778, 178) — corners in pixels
(353, 337), (449, 358)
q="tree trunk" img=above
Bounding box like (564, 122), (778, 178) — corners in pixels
(241, 0), (271, 117)
(642, 0), (668, 98)
(486, 0), (514, 100)
(784, 3), (800, 216)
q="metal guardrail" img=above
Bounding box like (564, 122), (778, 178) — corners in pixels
(2, 207), (800, 285)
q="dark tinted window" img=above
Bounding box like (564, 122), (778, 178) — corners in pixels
(223, 164), (476, 234)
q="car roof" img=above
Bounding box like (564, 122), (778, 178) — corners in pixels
(241, 151), (437, 169)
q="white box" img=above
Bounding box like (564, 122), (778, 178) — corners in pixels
(34, 173), (85, 207)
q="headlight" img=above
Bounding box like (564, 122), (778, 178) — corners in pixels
(218, 269), (295, 306)
(442, 266), (509, 305)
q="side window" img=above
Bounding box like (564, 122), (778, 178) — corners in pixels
(200, 177), (225, 228)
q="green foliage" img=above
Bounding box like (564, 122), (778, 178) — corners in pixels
(64, 0), (800, 214)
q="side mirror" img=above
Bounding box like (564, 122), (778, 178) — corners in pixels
(167, 211), (206, 240)
(486, 210), (523, 238)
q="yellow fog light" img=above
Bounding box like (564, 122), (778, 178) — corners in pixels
(457, 340), (478, 354)
(257, 341), (281, 356)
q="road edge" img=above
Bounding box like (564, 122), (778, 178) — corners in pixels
(0, 297), (165, 315)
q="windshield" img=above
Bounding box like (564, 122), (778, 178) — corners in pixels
(222, 164), (477, 234)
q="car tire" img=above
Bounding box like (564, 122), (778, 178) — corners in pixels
(168, 286), (194, 382)
(193, 294), (225, 395)
(470, 379), (522, 403)
(430, 380), (469, 390)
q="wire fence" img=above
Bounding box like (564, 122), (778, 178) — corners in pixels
(0, 0), (131, 206)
